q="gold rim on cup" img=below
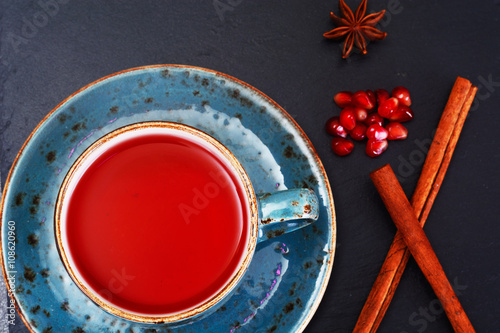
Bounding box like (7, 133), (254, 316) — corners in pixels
(54, 121), (259, 323)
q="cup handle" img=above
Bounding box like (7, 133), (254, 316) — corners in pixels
(256, 188), (319, 242)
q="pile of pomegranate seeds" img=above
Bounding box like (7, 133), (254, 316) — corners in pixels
(326, 87), (412, 157)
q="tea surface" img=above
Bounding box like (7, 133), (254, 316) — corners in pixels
(66, 133), (248, 314)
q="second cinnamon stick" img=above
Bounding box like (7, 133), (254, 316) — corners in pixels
(370, 164), (475, 333)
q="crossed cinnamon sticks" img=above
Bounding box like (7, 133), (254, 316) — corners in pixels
(354, 77), (477, 333)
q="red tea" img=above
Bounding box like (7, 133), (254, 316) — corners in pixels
(65, 131), (249, 315)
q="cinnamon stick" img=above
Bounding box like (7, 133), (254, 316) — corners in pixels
(370, 165), (475, 333)
(419, 86), (477, 223)
(410, 77), (472, 215)
(353, 77), (477, 332)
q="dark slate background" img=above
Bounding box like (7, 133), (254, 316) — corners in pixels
(1, 1), (499, 332)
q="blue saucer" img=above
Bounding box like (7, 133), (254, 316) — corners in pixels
(0, 65), (336, 332)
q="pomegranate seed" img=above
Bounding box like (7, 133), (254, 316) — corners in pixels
(350, 123), (367, 141)
(366, 90), (376, 110)
(392, 86), (412, 106)
(352, 91), (375, 110)
(325, 116), (348, 138)
(388, 105), (414, 122)
(378, 97), (399, 119)
(375, 89), (390, 105)
(354, 107), (368, 122)
(334, 91), (353, 108)
(366, 124), (389, 141)
(366, 139), (388, 157)
(386, 122), (408, 140)
(339, 107), (357, 130)
(331, 137), (354, 156)
(364, 113), (384, 127)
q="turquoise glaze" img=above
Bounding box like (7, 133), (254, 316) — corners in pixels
(0, 65), (336, 332)
(258, 189), (319, 242)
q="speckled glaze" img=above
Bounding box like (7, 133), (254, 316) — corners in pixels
(258, 189), (319, 243)
(0, 65), (336, 333)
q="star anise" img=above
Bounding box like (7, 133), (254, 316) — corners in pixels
(323, 0), (387, 59)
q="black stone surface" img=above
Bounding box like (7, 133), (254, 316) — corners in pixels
(1, 1), (499, 332)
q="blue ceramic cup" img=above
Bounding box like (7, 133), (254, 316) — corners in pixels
(55, 121), (319, 324)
